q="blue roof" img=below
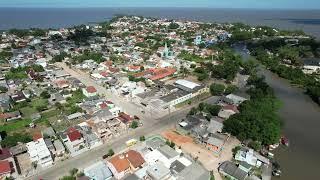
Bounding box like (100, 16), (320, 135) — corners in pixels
(84, 161), (113, 180)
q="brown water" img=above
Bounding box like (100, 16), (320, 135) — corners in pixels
(261, 69), (320, 180)
(234, 43), (320, 180)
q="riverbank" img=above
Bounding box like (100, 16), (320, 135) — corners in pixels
(260, 68), (320, 180)
(235, 44), (320, 180)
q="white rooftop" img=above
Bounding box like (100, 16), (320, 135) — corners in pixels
(175, 79), (200, 90)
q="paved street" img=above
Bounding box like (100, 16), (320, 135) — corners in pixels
(27, 106), (192, 180)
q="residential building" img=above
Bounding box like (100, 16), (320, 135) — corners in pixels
(0, 160), (13, 178)
(66, 127), (85, 151)
(235, 147), (270, 168)
(84, 161), (113, 180)
(26, 138), (53, 167)
(83, 86), (98, 97)
(53, 140), (65, 157)
(218, 161), (248, 180)
(147, 162), (171, 180)
(107, 154), (130, 179)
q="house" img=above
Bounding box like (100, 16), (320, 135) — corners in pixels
(221, 94), (247, 106)
(49, 92), (66, 104)
(145, 145), (180, 168)
(10, 91), (26, 103)
(147, 162), (171, 180)
(79, 125), (102, 148)
(83, 86), (98, 97)
(0, 148), (12, 165)
(118, 112), (133, 124)
(26, 138), (53, 167)
(0, 160), (14, 178)
(0, 94), (11, 112)
(134, 68), (176, 81)
(207, 117), (224, 134)
(53, 140), (65, 157)
(92, 121), (113, 140)
(124, 150), (145, 171)
(67, 112), (85, 121)
(66, 127), (84, 150)
(53, 70), (70, 79)
(54, 79), (70, 89)
(1, 111), (22, 122)
(235, 147), (270, 168)
(205, 133), (227, 154)
(218, 105), (239, 119)
(42, 127), (56, 138)
(84, 161), (113, 180)
(92, 109), (114, 122)
(302, 58), (320, 74)
(175, 161), (210, 180)
(218, 161), (248, 180)
(107, 150), (145, 179)
(107, 154), (131, 179)
(9, 144), (27, 156)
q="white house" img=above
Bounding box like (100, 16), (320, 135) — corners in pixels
(26, 138), (53, 167)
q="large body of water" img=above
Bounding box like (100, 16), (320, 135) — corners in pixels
(0, 8), (320, 38)
(1, 7), (320, 180)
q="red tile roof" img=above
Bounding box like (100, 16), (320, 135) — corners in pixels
(0, 160), (11, 175)
(0, 149), (11, 161)
(125, 150), (145, 168)
(32, 132), (43, 142)
(134, 68), (176, 81)
(109, 154), (130, 173)
(118, 112), (133, 124)
(99, 71), (109, 77)
(67, 128), (82, 142)
(86, 86), (97, 93)
(99, 103), (108, 109)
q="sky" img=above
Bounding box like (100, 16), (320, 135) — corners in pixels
(0, 0), (319, 9)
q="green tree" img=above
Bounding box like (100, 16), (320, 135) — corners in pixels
(242, 59), (258, 75)
(0, 86), (8, 93)
(224, 85), (238, 95)
(40, 91), (51, 99)
(188, 107), (198, 115)
(130, 121), (139, 129)
(206, 104), (221, 116)
(210, 83), (225, 95)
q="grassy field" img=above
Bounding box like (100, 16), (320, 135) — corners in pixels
(0, 119), (32, 133)
(20, 107), (37, 119)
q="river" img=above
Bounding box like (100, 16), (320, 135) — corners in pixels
(233, 44), (320, 180)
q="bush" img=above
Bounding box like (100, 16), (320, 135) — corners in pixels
(107, 149), (115, 156)
(139, 136), (146, 141)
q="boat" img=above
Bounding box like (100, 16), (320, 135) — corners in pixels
(281, 136), (290, 147)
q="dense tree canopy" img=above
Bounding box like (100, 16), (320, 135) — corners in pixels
(223, 75), (282, 145)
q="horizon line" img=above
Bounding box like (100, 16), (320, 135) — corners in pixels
(0, 6), (319, 10)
